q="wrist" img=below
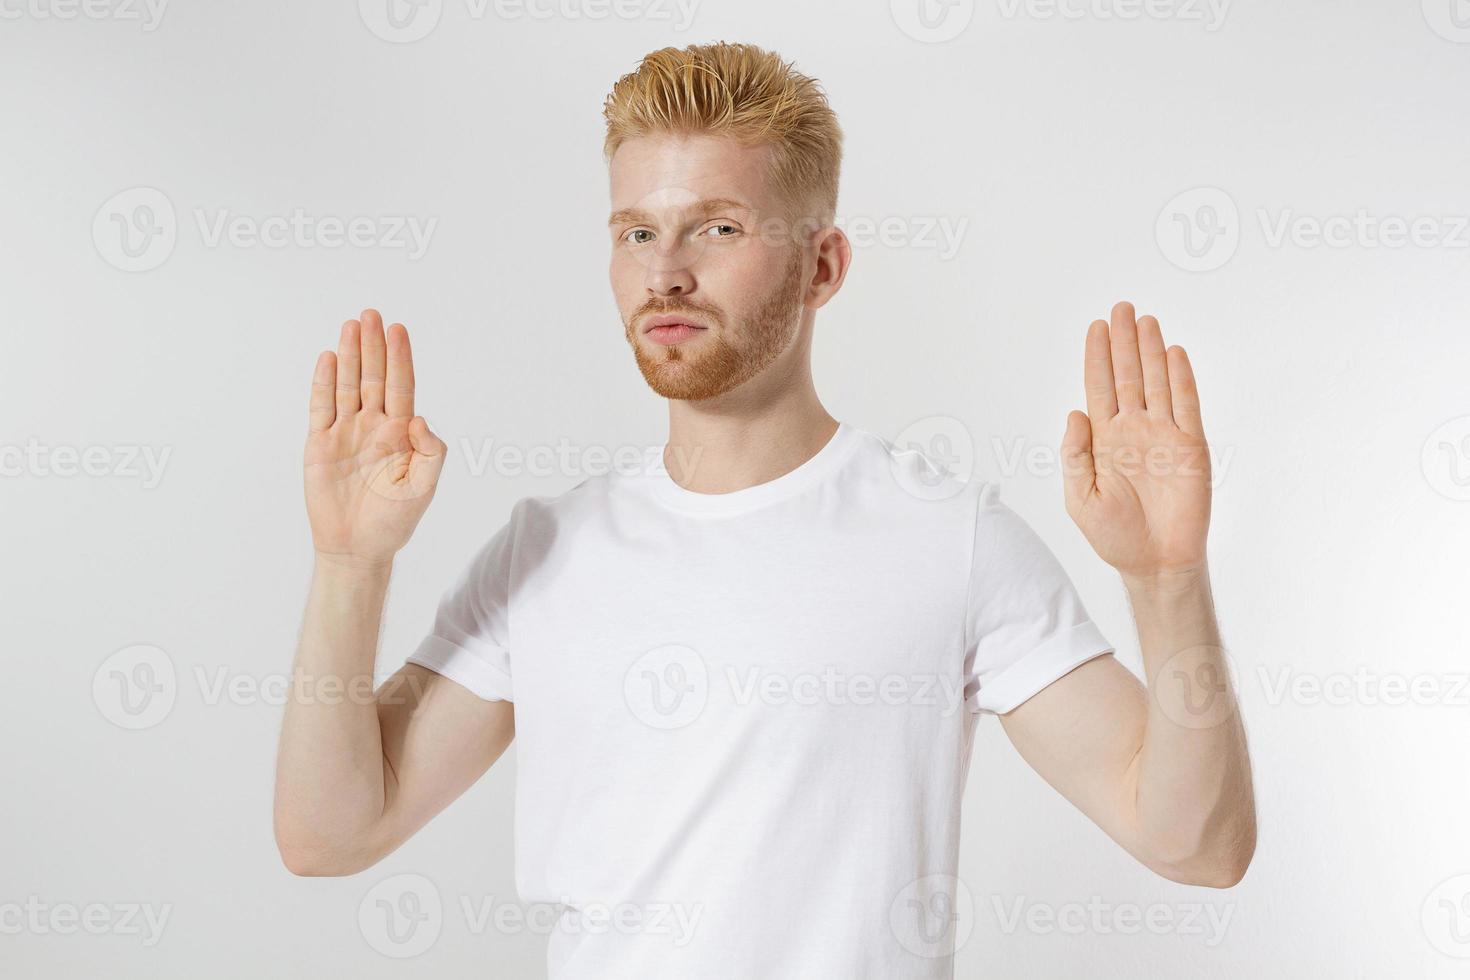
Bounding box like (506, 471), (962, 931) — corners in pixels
(1121, 563), (1210, 599)
(313, 551), (395, 576)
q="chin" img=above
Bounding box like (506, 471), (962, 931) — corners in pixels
(635, 355), (740, 402)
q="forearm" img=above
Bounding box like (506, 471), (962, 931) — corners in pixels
(1123, 567), (1256, 885)
(273, 555), (396, 871)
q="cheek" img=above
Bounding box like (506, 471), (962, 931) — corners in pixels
(608, 254), (641, 307)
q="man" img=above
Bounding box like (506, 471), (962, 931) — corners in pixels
(273, 41), (1255, 979)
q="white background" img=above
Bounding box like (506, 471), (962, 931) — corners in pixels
(3, 0), (1469, 976)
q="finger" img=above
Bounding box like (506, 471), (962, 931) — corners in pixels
(1061, 410), (1096, 516)
(1084, 319), (1118, 420)
(1167, 346), (1205, 436)
(407, 416), (447, 488)
(359, 309), (387, 415)
(308, 351), (336, 433)
(1109, 300), (1145, 411)
(336, 319), (362, 416)
(1137, 314), (1172, 418)
(385, 322), (416, 419)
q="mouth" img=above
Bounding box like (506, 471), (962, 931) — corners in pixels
(642, 313), (709, 346)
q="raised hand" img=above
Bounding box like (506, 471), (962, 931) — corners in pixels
(1061, 301), (1211, 585)
(304, 310), (447, 565)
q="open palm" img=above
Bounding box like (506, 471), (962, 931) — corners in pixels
(304, 310), (446, 564)
(1062, 302), (1211, 582)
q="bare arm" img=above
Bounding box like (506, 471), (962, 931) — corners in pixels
(272, 310), (514, 877)
(999, 302), (1256, 888)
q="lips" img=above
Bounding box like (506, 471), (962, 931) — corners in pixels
(642, 312), (709, 346)
(642, 313), (707, 333)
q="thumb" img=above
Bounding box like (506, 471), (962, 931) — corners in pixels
(408, 416), (448, 483)
(1061, 410), (1095, 515)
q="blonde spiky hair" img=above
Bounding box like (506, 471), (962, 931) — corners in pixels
(602, 42), (843, 224)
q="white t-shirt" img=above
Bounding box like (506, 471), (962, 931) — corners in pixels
(407, 421), (1113, 979)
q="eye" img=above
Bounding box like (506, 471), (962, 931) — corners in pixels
(704, 223), (739, 238)
(625, 228), (654, 245)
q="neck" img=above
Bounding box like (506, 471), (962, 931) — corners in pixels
(662, 348), (837, 495)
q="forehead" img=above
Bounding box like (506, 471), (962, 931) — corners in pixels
(608, 133), (777, 214)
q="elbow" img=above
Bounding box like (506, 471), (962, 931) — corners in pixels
(275, 833), (365, 877)
(1151, 823), (1257, 889)
(273, 814), (378, 877)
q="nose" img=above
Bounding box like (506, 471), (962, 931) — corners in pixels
(643, 240), (698, 298)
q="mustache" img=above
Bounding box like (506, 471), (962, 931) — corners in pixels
(632, 299), (723, 327)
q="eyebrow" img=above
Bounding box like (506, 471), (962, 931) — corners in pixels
(607, 197), (754, 227)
